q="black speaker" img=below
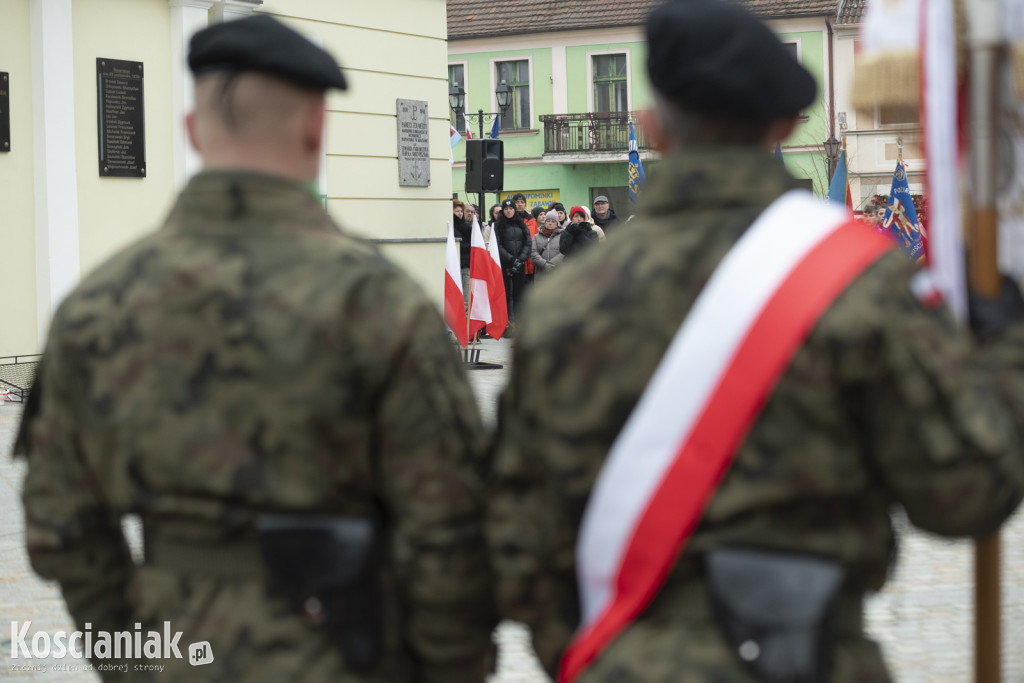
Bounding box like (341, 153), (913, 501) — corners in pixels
(465, 139), (504, 193)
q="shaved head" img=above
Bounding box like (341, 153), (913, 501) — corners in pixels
(187, 71), (326, 181)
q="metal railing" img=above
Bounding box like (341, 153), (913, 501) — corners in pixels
(0, 354), (42, 403)
(539, 111), (649, 154)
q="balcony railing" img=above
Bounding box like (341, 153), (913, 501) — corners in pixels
(539, 111), (649, 155)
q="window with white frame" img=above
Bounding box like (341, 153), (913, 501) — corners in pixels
(782, 41), (800, 62)
(496, 60), (530, 130)
(448, 63), (466, 133)
(592, 53), (628, 113)
(876, 105), (919, 127)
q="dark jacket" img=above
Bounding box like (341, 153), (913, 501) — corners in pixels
(559, 220), (600, 257)
(592, 207), (620, 232)
(495, 214), (532, 270)
(453, 214), (472, 269)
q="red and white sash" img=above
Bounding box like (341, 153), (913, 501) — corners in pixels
(558, 190), (893, 682)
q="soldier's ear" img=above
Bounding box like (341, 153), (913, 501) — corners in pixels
(766, 116), (799, 148)
(185, 111), (201, 153)
(303, 100), (326, 154)
(638, 109), (669, 153)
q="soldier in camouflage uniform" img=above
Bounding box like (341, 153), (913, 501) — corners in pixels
(15, 15), (495, 682)
(487, 1), (1024, 681)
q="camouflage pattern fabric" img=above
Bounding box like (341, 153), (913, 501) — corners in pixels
(487, 148), (1024, 682)
(16, 170), (496, 682)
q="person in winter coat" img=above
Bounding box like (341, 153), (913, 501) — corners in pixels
(531, 210), (565, 274)
(512, 193), (539, 286)
(592, 194), (620, 233)
(495, 198), (532, 325)
(560, 205), (601, 257)
(452, 199), (472, 299)
(577, 206), (606, 241)
(549, 202), (570, 229)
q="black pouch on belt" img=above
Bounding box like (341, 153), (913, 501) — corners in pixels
(705, 546), (844, 683)
(256, 514), (381, 672)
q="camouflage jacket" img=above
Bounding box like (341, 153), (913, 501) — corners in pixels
(17, 170), (496, 682)
(487, 149), (1024, 682)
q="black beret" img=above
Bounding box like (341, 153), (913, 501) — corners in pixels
(646, 0), (815, 121)
(189, 15), (347, 91)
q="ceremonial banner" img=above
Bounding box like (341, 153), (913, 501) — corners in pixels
(880, 161), (925, 261)
(826, 143), (852, 209)
(922, 0), (967, 320)
(628, 121), (646, 205)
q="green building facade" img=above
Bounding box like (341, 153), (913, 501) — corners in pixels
(447, 16), (837, 218)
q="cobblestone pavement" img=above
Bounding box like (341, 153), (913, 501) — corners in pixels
(1, 337), (1022, 681)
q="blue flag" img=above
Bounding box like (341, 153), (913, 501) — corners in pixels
(880, 161), (924, 260)
(489, 115), (500, 139)
(628, 121), (646, 205)
(826, 148), (850, 208)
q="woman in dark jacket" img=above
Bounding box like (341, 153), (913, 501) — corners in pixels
(452, 199), (472, 270)
(495, 198), (532, 327)
(560, 205), (600, 257)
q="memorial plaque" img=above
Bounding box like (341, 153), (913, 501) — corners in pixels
(397, 98), (430, 187)
(0, 72), (9, 153)
(97, 58), (145, 177)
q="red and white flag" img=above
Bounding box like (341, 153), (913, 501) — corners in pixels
(445, 221), (469, 347)
(469, 216), (507, 339)
(463, 113), (474, 139)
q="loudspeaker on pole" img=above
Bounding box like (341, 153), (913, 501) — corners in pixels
(465, 139), (504, 193)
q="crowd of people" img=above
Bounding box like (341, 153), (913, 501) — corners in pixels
(453, 193), (626, 334)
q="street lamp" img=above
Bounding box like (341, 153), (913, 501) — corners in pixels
(448, 82), (513, 139)
(825, 134), (841, 182)
(449, 82), (514, 221)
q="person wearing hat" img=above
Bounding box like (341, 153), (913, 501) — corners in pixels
(487, 0), (1024, 681)
(559, 206), (602, 258)
(16, 14), (496, 682)
(591, 195), (619, 233)
(511, 193), (539, 284)
(531, 209), (566, 274)
(495, 197), (532, 331)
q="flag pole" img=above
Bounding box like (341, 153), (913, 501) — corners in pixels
(966, 0), (1002, 678)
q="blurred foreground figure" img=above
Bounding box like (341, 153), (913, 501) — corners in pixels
(16, 15), (494, 682)
(487, 1), (1024, 681)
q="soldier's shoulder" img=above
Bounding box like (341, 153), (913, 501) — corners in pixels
(822, 246), (951, 337)
(56, 230), (170, 322)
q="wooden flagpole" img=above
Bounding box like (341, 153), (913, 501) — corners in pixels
(966, 0), (1002, 679)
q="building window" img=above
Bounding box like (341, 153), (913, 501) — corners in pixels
(782, 40), (800, 62)
(448, 64), (466, 133)
(496, 60), (530, 130)
(593, 54), (628, 113)
(877, 105), (919, 127)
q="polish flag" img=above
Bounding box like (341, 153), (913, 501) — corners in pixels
(445, 222), (469, 347)
(469, 216), (507, 339)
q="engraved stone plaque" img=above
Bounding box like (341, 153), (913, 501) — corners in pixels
(397, 98), (430, 187)
(0, 72), (9, 153)
(97, 58), (146, 177)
